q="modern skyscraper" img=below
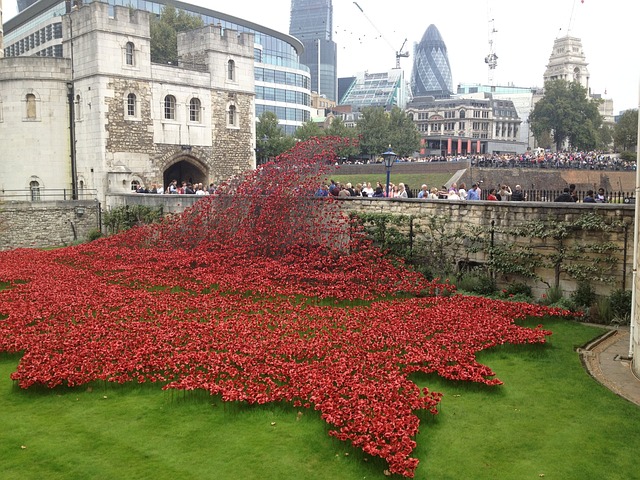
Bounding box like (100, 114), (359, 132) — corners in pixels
(289, 0), (337, 102)
(411, 24), (453, 99)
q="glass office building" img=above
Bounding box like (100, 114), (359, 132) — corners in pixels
(339, 69), (408, 111)
(3, 0), (312, 134)
(411, 24), (453, 99)
(289, 0), (337, 102)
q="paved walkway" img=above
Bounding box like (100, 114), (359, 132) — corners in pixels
(580, 326), (640, 406)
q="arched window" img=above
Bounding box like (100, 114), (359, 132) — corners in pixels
(131, 180), (140, 191)
(459, 109), (466, 119)
(189, 98), (201, 122)
(30, 180), (41, 201)
(75, 94), (82, 120)
(164, 95), (176, 120)
(228, 104), (237, 126)
(125, 42), (134, 66)
(26, 93), (37, 119)
(126, 93), (137, 117)
(227, 59), (235, 81)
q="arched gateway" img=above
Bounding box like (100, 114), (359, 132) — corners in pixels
(162, 155), (209, 191)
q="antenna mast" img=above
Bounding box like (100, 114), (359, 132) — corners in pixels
(484, 17), (498, 84)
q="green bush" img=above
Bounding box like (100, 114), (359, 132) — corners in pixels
(103, 205), (163, 234)
(504, 282), (532, 298)
(619, 151), (636, 162)
(540, 285), (564, 305)
(86, 228), (103, 242)
(571, 283), (597, 308)
(609, 289), (632, 324)
(456, 272), (496, 295)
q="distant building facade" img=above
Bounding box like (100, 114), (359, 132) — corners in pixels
(3, 0), (312, 134)
(411, 24), (453, 99)
(0, 2), (256, 204)
(289, 0), (337, 103)
(406, 95), (525, 156)
(338, 69), (409, 111)
(457, 83), (538, 149)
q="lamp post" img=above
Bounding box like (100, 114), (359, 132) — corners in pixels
(382, 146), (397, 198)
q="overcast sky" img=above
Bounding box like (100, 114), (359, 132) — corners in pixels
(4, 0), (638, 112)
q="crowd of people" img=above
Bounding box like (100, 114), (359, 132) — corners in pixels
(134, 180), (216, 195)
(315, 179), (613, 204)
(345, 151), (633, 172)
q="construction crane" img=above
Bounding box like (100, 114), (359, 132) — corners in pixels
(484, 17), (498, 84)
(353, 2), (409, 69)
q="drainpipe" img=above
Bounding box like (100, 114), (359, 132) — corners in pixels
(629, 84), (640, 359)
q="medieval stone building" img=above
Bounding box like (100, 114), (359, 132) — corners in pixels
(0, 1), (256, 203)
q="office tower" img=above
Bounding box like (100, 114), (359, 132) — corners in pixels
(289, 0), (337, 102)
(411, 24), (453, 98)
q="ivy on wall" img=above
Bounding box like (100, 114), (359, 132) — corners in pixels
(351, 210), (627, 289)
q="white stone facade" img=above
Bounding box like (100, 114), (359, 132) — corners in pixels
(0, 2), (256, 204)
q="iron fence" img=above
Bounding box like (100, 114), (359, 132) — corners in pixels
(1, 189), (98, 202)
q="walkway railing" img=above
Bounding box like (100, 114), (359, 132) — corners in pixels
(1, 189), (98, 202)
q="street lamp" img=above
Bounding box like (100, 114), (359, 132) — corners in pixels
(382, 146), (397, 198)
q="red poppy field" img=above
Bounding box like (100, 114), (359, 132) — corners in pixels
(0, 138), (572, 477)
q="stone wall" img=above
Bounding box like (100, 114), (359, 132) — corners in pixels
(338, 198), (635, 298)
(0, 200), (100, 250)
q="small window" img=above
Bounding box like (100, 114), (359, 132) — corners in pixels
(75, 94), (82, 120)
(125, 42), (134, 66)
(30, 180), (41, 201)
(164, 95), (176, 120)
(228, 104), (237, 126)
(26, 93), (37, 119)
(189, 98), (201, 122)
(227, 59), (235, 81)
(131, 180), (140, 191)
(127, 93), (137, 117)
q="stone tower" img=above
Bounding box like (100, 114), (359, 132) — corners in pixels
(0, 0), (4, 58)
(543, 36), (590, 93)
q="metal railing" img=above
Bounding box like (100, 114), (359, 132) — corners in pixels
(1, 189), (99, 201)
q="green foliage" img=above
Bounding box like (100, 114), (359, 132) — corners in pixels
(541, 285), (564, 305)
(456, 271), (496, 295)
(351, 212), (413, 260)
(325, 118), (359, 159)
(529, 79), (603, 151)
(256, 111), (296, 161)
(620, 151), (637, 161)
(503, 282), (533, 298)
(387, 107), (421, 157)
(103, 205), (163, 234)
(571, 282), (597, 309)
(86, 229), (103, 242)
(294, 120), (324, 142)
(356, 107), (390, 156)
(613, 109), (638, 152)
(150, 5), (204, 65)
(609, 288), (632, 323)
(490, 213), (623, 287)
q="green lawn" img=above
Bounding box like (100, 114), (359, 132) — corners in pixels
(1, 318), (638, 480)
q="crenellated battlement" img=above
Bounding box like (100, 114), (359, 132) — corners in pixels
(178, 25), (254, 59)
(66, 1), (150, 40)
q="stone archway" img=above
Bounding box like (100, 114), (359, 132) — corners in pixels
(163, 156), (208, 191)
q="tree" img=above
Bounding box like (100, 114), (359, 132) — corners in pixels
(357, 107), (390, 158)
(529, 79), (602, 151)
(256, 111), (296, 162)
(294, 120), (324, 142)
(387, 107), (420, 158)
(613, 109), (638, 152)
(150, 5), (204, 65)
(325, 117), (359, 159)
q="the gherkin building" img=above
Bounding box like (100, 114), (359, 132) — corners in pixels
(411, 24), (453, 98)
